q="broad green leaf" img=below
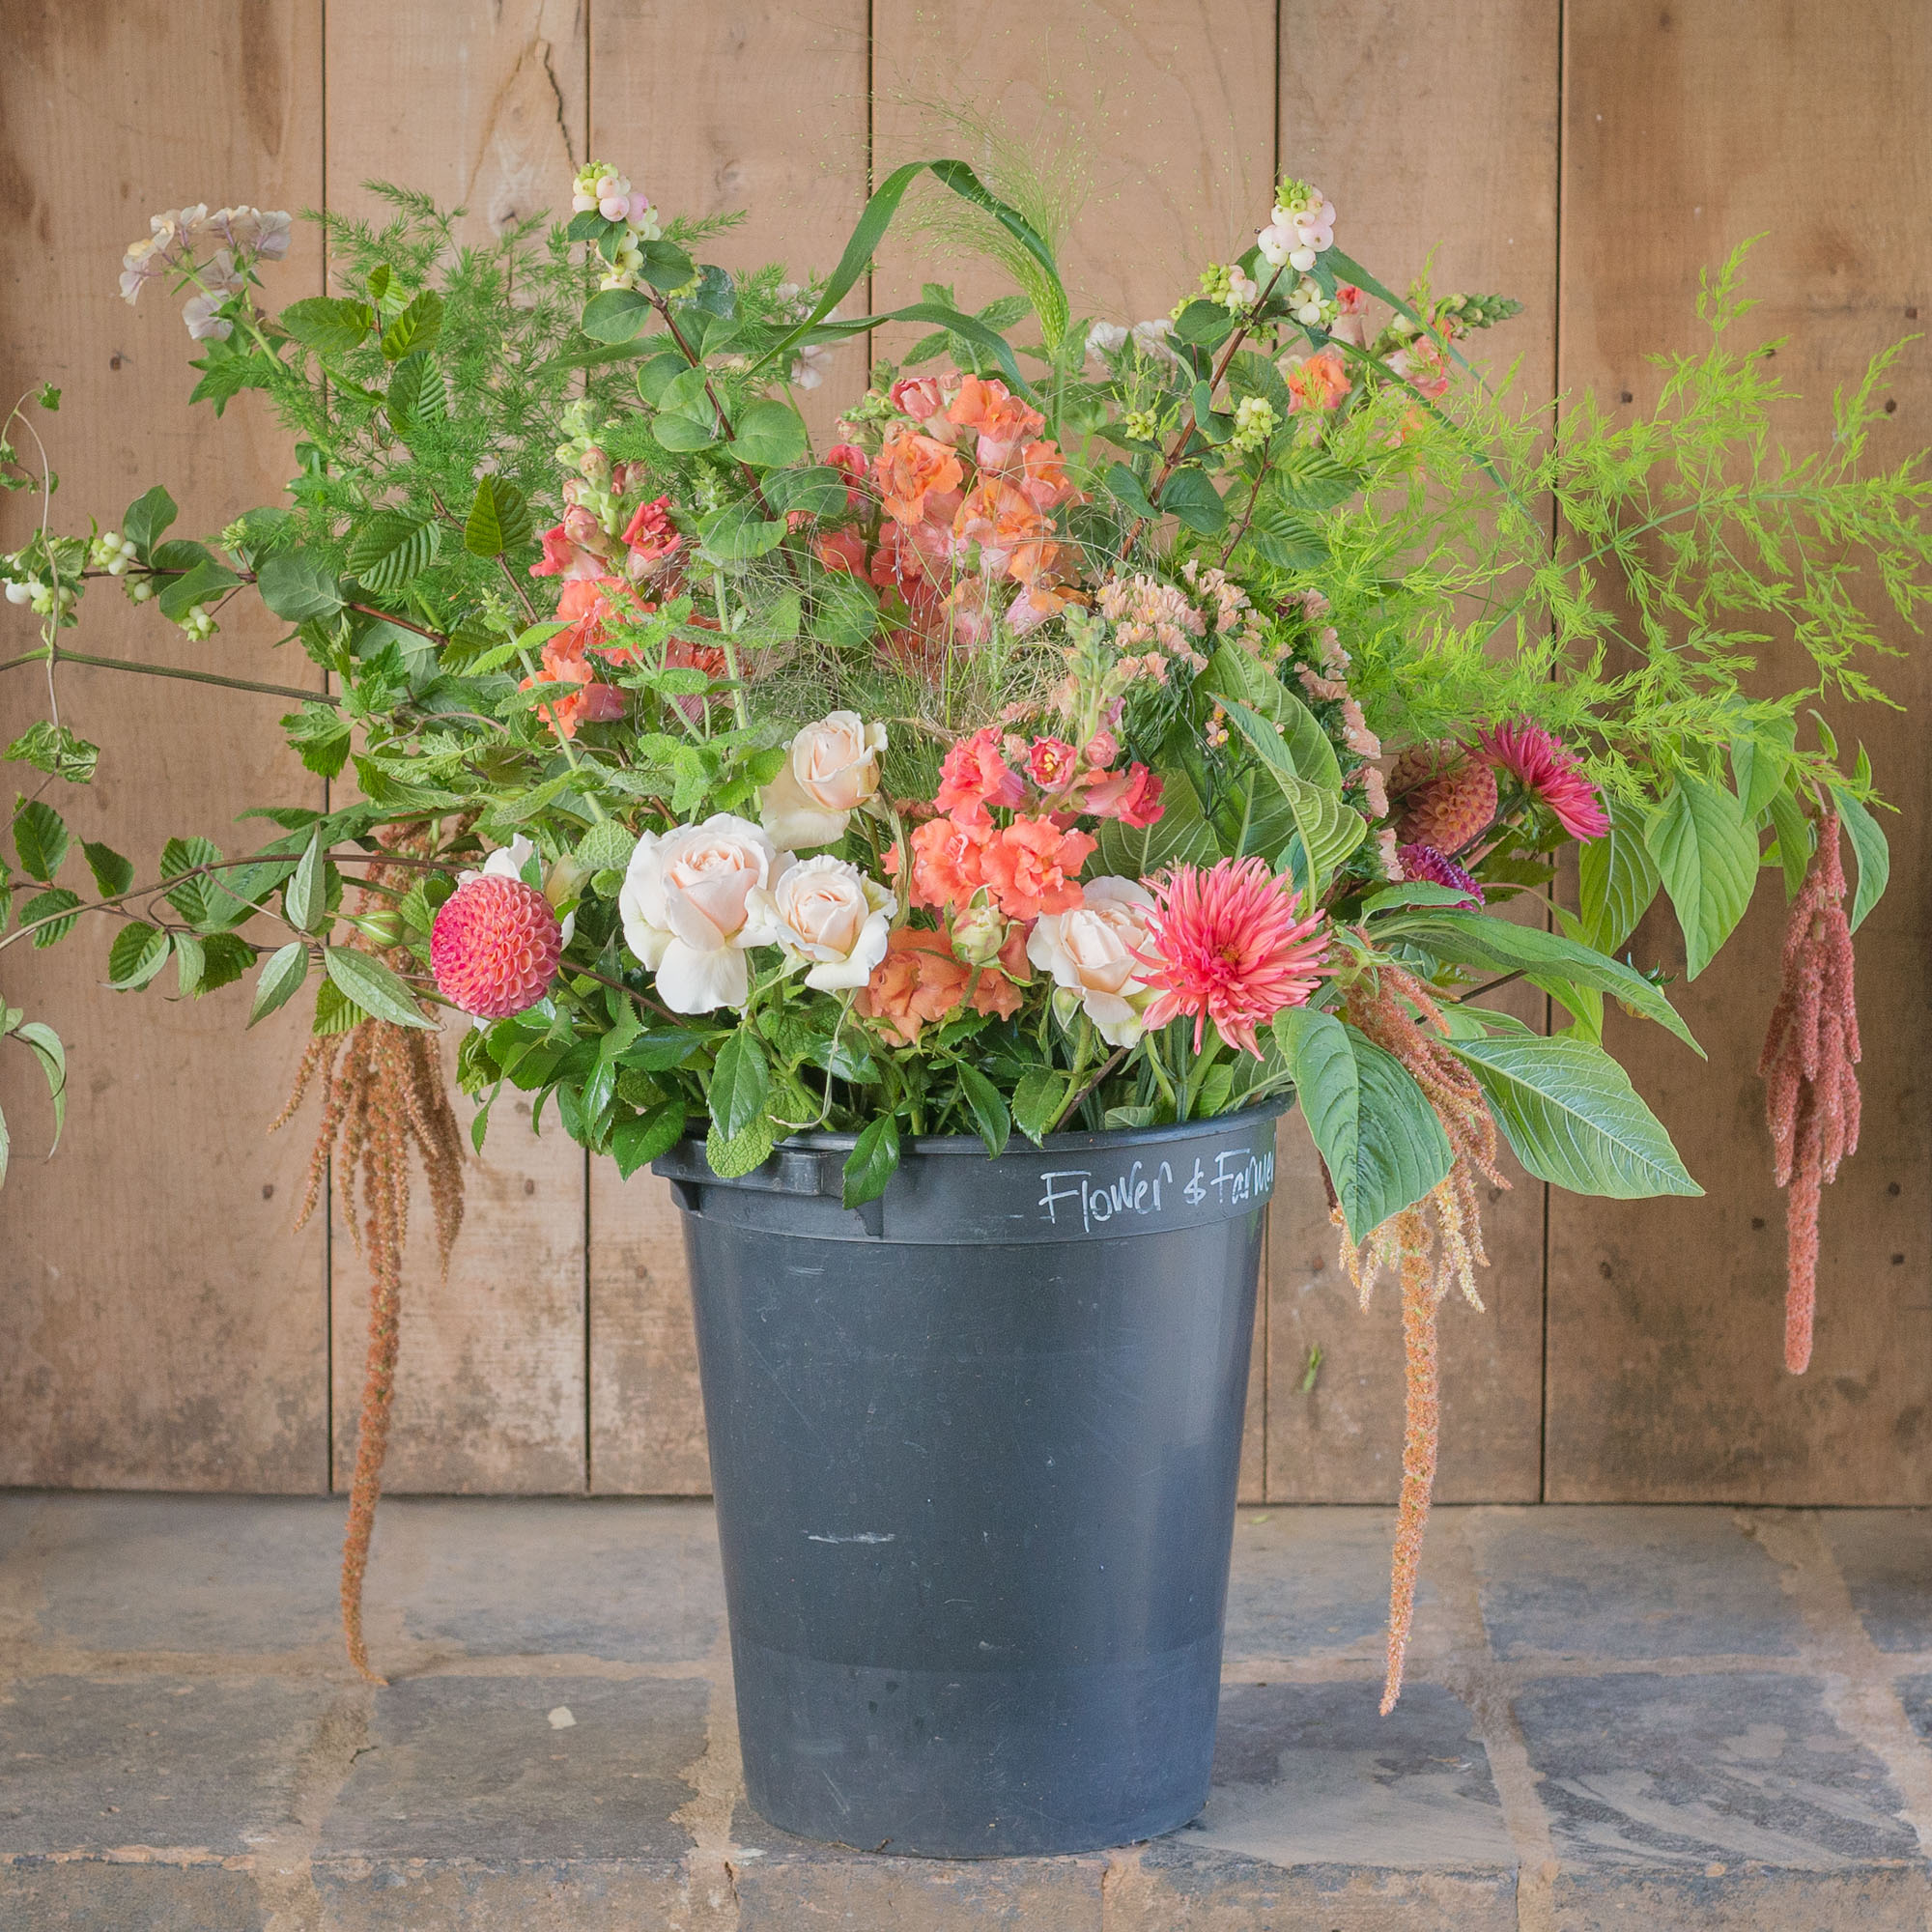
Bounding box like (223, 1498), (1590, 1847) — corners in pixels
(283, 703), (353, 781)
(700, 500), (785, 563)
(1731, 713), (1796, 820)
(841, 1113), (900, 1208)
(1644, 773), (1758, 980)
(1220, 698), (1365, 890)
(12, 799), (68, 882)
(346, 509), (440, 593)
(1577, 794), (1662, 954)
(636, 238), (696, 292)
(249, 941), (310, 1026)
(122, 484), (178, 558)
(284, 829), (327, 932)
(81, 840), (133, 897)
(1105, 462), (1156, 521)
(810, 573), (879, 650)
(707, 1112), (776, 1179)
(612, 1099), (687, 1179)
(956, 1064), (1011, 1157)
(1159, 466), (1228, 536)
(582, 288), (656, 343)
(762, 466), (848, 520)
(385, 350), (445, 436)
(709, 1030), (770, 1140)
(107, 923), (171, 989)
(1450, 1034), (1701, 1199)
(7, 722), (99, 783)
(1172, 298), (1238, 347)
(173, 930), (207, 997)
(732, 399), (809, 469)
(156, 558), (242, 621)
(1272, 1008), (1453, 1243)
(311, 975), (368, 1036)
(279, 296), (376, 356)
(463, 475), (534, 558)
(1831, 784), (1889, 932)
(379, 289), (443, 360)
(322, 946), (435, 1029)
(652, 411), (720, 453)
(256, 553), (344, 622)
(20, 887), (81, 946)
(575, 819), (639, 872)
(1199, 646), (1339, 786)
(1095, 757), (1218, 874)
(14, 1019), (65, 1153)
(1767, 782), (1812, 902)
(1012, 1067), (1068, 1144)
(1379, 909), (1702, 1055)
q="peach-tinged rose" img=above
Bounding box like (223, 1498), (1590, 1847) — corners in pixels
(748, 855), (895, 992)
(875, 426), (964, 525)
(759, 711), (888, 850)
(1026, 877), (1157, 1046)
(619, 814), (788, 1014)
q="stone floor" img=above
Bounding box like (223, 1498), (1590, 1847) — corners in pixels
(4, 1498), (1932, 1929)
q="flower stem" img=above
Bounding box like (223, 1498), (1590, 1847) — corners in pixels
(0, 642), (333, 705)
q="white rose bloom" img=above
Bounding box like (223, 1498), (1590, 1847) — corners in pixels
(747, 855), (895, 993)
(1025, 876), (1158, 1047)
(619, 813), (787, 1014)
(466, 834), (578, 947)
(759, 711), (887, 851)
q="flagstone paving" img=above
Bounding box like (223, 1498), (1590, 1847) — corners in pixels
(4, 1495), (1931, 1928)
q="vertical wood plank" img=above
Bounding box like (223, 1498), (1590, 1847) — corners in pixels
(1266, 0), (1560, 1503)
(585, 0), (871, 1492)
(1546, 0), (1932, 1503)
(323, 0), (592, 1492)
(872, 0), (1280, 1494)
(0, 0), (327, 1490)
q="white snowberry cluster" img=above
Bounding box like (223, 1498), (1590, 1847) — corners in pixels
(571, 161), (663, 293)
(1230, 395), (1278, 454)
(90, 530), (139, 575)
(1256, 181), (1337, 275)
(179, 604), (216, 641)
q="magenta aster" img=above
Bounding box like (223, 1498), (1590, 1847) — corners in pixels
(430, 874), (564, 1019)
(1476, 718), (1610, 840)
(1396, 843), (1485, 908)
(1139, 857), (1330, 1056)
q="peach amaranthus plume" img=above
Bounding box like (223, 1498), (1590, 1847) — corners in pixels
(1138, 857), (1329, 1056)
(1758, 810), (1862, 1374)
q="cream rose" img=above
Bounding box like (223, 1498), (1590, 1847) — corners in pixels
(759, 711), (887, 850)
(747, 856), (895, 993)
(1025, 876), (1158, 1047)
(619, 813), (788, 1014)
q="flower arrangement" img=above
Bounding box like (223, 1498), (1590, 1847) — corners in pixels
(2, 152), (1925, 1708)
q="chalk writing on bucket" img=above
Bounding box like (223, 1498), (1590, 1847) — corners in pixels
(1035, 1146), (1276, 1233)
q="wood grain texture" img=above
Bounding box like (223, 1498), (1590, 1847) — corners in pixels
(1545, 0), (1932, 1503)
(584, 1), (870, 1491)
(322, 0), (591, 1493)
(1264, 0), (1560, 1503)
(0, 0), (327, 1491)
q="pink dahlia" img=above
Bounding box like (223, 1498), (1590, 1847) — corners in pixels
(1396, 843), (1485, 908)
(1477, 719), (1610, 840)
(1139, 857), (1330, 1057)
(430, 874), (564, 1019)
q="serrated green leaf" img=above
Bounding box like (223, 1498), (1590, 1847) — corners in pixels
(385, 350), (446, 437)
(841, 1113), (899, 1207)
(708, 1030), (770, 1140)
(1577, 794), (1662, 954)
(323, 946), (435, 1029)
(1012, 1067), (1068, 1144)
(1272, 1008), (1453, 1243)
(280, 296), (376, 356)
(346, 509), (440, 593)
(707, 1112), (776, 1179)
(7, 722), (99, 783)
(81, 840), (133, 896)
(20, 887), (81, 946)
(1644, 773), (1758, 980)
(612, 1099), (689, 1179)
(12, 799), (68, 882)
(312, 975), (368, 1036)
(249, 941), (310, 1026)
(1450, 1034), (1700, 1200)
(379, 289), (443, 360)
(172, 930), (207, 996)
(256, 553), (344, 622)
(107, 923), (171, 989)
(463, 475), (534, 558)
(575, 820), (639, 872)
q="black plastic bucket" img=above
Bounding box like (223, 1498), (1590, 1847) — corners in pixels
(654, 1104), (1280, 1857)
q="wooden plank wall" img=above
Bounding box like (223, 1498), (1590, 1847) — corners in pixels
(1, 0), (1926, 1505)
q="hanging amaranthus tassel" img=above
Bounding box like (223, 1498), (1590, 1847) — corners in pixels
(271, 838), (465, 1681)
(1338, 960), (1509, 1712)
(1758, 810), (1861, 1374)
